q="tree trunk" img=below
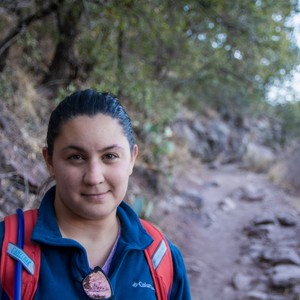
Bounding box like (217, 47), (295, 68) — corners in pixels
(42, 0), (83, 89)
(117, 20), (125, 98)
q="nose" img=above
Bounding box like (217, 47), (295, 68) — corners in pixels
(83, 161), (104, 185)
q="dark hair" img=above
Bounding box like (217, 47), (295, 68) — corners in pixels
(46, 89), (135, 156)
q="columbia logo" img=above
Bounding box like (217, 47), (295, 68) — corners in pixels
(132, 281), (155, 291)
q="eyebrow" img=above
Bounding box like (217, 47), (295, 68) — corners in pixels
(62, 144), (125, 153)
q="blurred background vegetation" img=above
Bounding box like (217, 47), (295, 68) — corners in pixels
(0, 0), (300, 214)
(1, 0), (299, 123)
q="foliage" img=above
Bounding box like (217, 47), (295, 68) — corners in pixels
(0, 0), (299, 148)
(137, 121), (175, 167)
(55, 83), (77, 105)
(272, 101), (300, 144)
(130, 196), (154, 219)
(176, 0), (299, 113)
(0, 70), (14, 100)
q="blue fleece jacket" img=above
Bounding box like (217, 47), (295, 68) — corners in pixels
(0, 187), (191, 299)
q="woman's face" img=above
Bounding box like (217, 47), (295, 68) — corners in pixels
(43, 114), (138, 221)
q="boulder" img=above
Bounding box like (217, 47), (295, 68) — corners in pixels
(270, 265), (300, 288)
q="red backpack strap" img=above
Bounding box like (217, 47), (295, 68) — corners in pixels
(1, 209), (40, 300)
(140, 219), (173, 300)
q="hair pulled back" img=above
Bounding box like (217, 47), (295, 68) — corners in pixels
(46, 89), (135, 156)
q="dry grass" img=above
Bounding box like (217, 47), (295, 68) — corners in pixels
(242, 142), (275, 173)
(268, 144), (300, 193)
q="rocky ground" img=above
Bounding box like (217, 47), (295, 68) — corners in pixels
(2, 152), (300, 300)
(155, 160), (300, 300)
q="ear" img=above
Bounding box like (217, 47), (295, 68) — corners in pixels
(42, 147), (55, 177)
(129, 144), (138, 175)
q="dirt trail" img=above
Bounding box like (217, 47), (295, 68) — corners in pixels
(158, 161), (300, 300)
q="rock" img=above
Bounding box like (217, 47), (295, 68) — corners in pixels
(239, 184), (265, 202)
(232, 272), (253, 291)
(172, 116), (246, 163)
(243, 291), (292, 300)
(209, 180), (220, 187)
(192, 119), (206, 135)
(219, 197), (236, 212)
(276, 212), (297, 227)
(261, 247), (300, 266)
(270, 265), (300, 288)
(130, 166), (159, 193)
(222, 285), (236, 299)
(179, 190), (204, 212)
(268, 296), (293, 300)
(245, 243), (266, 261)
(292, 285), (300, 300)
(242, 142), (275, 173)
(244, 225), (271, 239)
(172, 119), (206, 158)
(253, 215), (276, 226)
(184, 257), (203, 275)
(198, 212), (213, 227)
(206, 120), (231, 154)
(243, 291), (268, 300)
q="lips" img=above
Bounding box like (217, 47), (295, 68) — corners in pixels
(81, 191), (110, 201)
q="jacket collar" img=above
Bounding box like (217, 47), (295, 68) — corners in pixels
(32, 186), (153, 250)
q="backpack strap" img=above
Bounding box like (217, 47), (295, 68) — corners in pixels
(0, 211), (173, 300)
(140, 219), (173, 300)
(1, 209), (40, 300)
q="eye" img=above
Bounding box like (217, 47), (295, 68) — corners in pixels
(103, 153), (118, 161)
(68, 154), (84, 161)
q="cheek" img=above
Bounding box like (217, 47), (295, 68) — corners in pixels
(53, 165), (81, 186)
(108, 163), (132, 186)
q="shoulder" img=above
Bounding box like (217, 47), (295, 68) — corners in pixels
(168, 241), (183, 258)
(167, 240), (192, 300)
(168, 240), (187, 270)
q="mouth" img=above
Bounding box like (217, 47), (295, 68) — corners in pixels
(81, 191), (110, 201)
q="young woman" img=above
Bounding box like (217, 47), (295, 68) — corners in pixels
(0, 89), (191, 299)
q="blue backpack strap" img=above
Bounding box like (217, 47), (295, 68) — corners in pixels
(140, 219), (173, 300)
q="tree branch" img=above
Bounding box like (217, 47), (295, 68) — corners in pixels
(0, 2), (59, 59)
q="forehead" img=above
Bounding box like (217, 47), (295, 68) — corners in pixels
(56, 114), (128, 146)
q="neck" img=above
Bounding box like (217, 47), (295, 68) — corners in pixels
(54, 196), (119, 240)
(58, 214), (119, 241)
(55, 205), (118, 240)
(55, 205), (120, 268)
